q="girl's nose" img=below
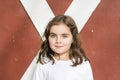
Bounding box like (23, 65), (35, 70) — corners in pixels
(56, 36), (61, 43)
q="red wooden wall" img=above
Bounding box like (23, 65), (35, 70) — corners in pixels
(0, 0), (120, 80)
(80, 0), (120, 80)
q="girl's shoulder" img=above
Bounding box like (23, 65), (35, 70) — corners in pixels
(36, 56), (53, 67)
(36, 61), (53, 72)
(76, 60), (92, 72)
(78, 59), (91, 66)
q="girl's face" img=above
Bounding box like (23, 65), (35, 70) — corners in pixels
(48, 23), (73, 60)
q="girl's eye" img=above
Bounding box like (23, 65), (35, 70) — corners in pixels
(62, 35), (68, 38)
(50, 34), (56, 38)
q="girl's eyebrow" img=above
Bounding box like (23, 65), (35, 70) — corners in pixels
(62, 33), (70, 35)
(50, 32), (70, 35)
(49, 32), (56, 35)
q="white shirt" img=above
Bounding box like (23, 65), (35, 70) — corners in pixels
(32, 59), (94, 80)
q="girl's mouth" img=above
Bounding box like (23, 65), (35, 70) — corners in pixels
(55, 46), (63, 48)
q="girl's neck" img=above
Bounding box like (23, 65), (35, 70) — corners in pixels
(54, 53), (70, 61)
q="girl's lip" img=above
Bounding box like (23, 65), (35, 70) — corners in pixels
(55, 46), (63, 47)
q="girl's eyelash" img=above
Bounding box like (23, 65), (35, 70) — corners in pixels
(49, 33), (69, 38)
(50, 34), (56, 38)
(62, 35), (68, 37)
(62, 34), (69, 37)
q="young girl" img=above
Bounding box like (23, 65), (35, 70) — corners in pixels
(33, 15), (94, 80)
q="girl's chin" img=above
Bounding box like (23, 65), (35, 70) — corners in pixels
(54, 52), (64, 55)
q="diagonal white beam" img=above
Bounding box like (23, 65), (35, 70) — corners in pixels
(20, 0), (54, 36)
(65, 0), (101, 32)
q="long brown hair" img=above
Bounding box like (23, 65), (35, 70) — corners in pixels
(37, 15), (88, 66)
